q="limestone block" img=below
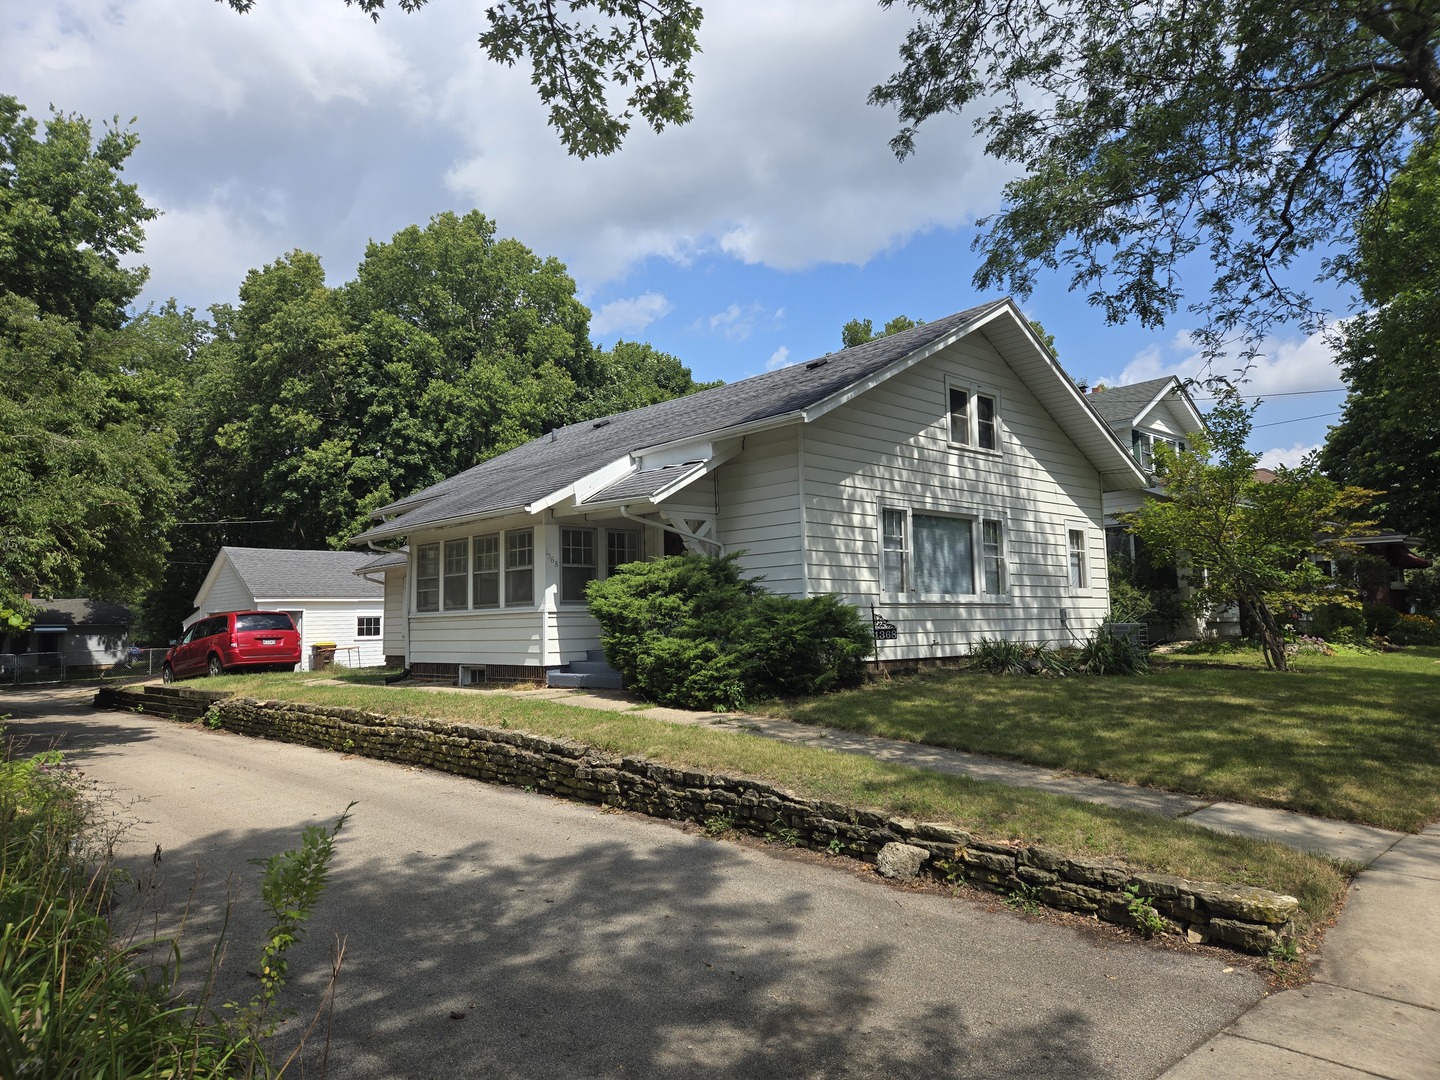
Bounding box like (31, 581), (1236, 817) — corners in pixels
(876, 842), (930, 880)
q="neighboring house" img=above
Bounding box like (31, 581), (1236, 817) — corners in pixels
(0, 599), (133, 674)
(1087, 376), (1211, 639)
(1318, 532), (1432, 614)
(186, 547), (386, 669)
(351, 299), (1150, 684)
(355, 547), (408, 668)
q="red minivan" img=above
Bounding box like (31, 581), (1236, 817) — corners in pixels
(163, 611), (301, 682)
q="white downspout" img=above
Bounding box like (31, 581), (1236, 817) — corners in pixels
(618, 506), (725, 556)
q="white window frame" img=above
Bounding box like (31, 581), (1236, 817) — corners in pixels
(605, 529), (642, 576)
(946, 380), (1001, 453)
(1066, 525), (1092, 593)
(880, 504), (1009, 602)
(560, 526), (598, 604)
(472, 532), (500, 609)
(356, 616), (381, 638)
(442, 537), (470, 610)
(1131, 429), (1186, 469)
(505, 528), (535, 607)
(415, 543), (440, 612)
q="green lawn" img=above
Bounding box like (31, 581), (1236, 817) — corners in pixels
(759, 645), (1440, 832)
(195, 669), (1350, 933)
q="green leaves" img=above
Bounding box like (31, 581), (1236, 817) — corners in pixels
(872, 1), (1440, 348)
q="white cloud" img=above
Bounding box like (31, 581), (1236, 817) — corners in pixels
(1098, 326), (1346, 398)
(590, 292), (674, 337)
(1256, 443), (1323, 470)
(766, 346), (791, 370)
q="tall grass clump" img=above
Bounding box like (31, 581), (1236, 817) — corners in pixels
(0, 727), (348, 1078)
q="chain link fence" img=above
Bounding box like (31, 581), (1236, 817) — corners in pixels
(1, 647), (170, 685)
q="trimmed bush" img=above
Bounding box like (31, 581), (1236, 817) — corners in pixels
(586, 554), (873, 709)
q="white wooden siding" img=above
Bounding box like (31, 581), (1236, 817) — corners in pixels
(716, 426), (805, 594)
(191, 560), (252, 624)
(255, 597), (385, 669)
(805, 334), (1110, 655)
(381, 568), (407, 659)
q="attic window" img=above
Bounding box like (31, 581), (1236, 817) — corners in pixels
(805, 358), (829, 371)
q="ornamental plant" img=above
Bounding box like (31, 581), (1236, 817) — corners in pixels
(585, 553), (872, 710)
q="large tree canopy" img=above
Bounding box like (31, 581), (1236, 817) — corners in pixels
(224, 2), (1440, 346)
(152, 210), (711, 636)
(871, 1), (1440, 349)
(1320, 135), (1440, 543)
(0, 97), (180, 613)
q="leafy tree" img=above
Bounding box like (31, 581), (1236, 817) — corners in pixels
(0, 97), (180, 613)
(869, 1), (1440, 349)
(155, 212), (713, 635)
(223, 0), (702, 158)
(1320, 135), (1440, 543)
(0, 97), (156, 331)
(841, 315), (920, 349)
(1123, 390), (1376, 670)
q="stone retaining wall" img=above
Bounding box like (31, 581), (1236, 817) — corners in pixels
(93, 685), (1297, 954)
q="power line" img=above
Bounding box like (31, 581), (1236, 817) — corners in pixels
(1252, 411), (1341, 429)
(1192, 387), (1347, 401)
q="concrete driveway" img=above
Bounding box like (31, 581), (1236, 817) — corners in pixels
(4, 688), (1266, 1079)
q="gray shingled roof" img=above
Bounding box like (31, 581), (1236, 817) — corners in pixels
(354, 547), (407, 573)
(223, 547), (384, 600)
(30, 599), (134, 628)
(1087, 377), (1177, 427)
(355, 302), (1006, 542)
(582, 462), (705, 505)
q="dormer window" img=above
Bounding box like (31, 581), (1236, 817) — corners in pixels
(948, 384), (999, 451)
(1132, 430), (1186, 469)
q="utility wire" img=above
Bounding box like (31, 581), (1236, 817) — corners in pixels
(1252, 411), (1341, 429)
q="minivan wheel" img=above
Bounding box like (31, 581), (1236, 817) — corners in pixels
(207, 654), (224, 677)
(162, 664), (175, 684)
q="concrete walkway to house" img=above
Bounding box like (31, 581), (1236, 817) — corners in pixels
(465, 683), (1440, 1080)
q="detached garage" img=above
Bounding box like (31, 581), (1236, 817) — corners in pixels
(186, 547), (385, 670)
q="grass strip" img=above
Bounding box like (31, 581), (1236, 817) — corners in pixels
(756, 646), (1440, 832)
(205, 672), (1352, 933)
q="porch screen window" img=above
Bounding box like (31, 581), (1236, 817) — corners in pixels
(443, 538), (469, 610)
(1068, 529), (1087, 589)
(561, 528), (597, 603)
(416, 543), (439, 612)
(606, 530), (641, 576)
(506, 529), (534, 606)
(473, 533), (499, 608)
(882, 509), (907, 593)
(982, 520), (1005, 594)
(914, 514), (975, 595)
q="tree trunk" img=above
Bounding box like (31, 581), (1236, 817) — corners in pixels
(1247, 591), (1289, 671)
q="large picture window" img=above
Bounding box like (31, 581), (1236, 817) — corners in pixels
(948, 384), (999, 451)
(561, 527), (597, 603)
(416, 543), (440, 612)
(882, 507), (1008, 599)
(506, 528), (534, 606)
(473, 533), (500, 608)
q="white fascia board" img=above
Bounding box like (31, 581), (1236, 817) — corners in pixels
(191, 550), (231, 612)
(353, 504), (525, 545)
(800, 305), (1003, 424)
(562, 454), (638, 508)
(630, 415), (800, 468)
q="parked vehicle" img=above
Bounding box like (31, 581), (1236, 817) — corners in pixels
(163, 611), (301, 682)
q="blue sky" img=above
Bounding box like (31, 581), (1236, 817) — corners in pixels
(5, 0), (1350, 464)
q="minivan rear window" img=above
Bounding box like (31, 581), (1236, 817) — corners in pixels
(236, 613), (294, 632)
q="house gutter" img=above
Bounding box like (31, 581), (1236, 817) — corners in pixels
(618, 506), (725, 557)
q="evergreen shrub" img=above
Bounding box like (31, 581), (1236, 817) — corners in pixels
(585, 554), (873, 710)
